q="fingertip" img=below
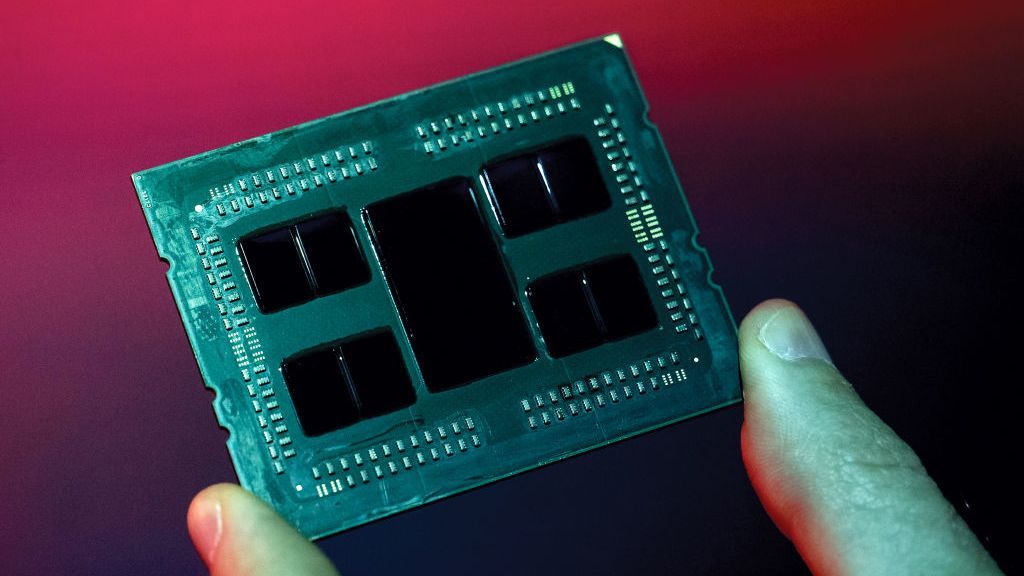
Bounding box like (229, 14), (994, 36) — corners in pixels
(738, 298), (800, 340)
(187, 484), (232, 567)
(189, 483), (244, 518)
(737, 299), (1002, 575)
(189, 484), (260, 569)
(738, 299), (834, 460)
(188, 484), (339, 576)
(738, 299), (853, 572)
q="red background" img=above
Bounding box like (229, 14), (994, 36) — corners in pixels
(2, 1), (1021, 574)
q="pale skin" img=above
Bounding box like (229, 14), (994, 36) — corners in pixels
(188, 300), (1004, 575)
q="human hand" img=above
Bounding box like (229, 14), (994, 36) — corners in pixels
(188, 483), (339, 576)
(188, 299), (1002, 575)
(739, 299), (1000, 574)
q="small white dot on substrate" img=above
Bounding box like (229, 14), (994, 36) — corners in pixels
(296, 484), (303, 492)
(693, 357), (699, 363)
(194, 204), (204, 213)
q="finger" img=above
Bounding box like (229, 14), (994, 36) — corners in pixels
(188, 483), (339, 576)
(739, 299), (1001, 575)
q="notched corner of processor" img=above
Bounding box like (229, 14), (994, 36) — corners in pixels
(601, 32), (625, 49)
(200, 375), (256, 483)
(689, 231), (737, 328)
(130, 174), (172, 258)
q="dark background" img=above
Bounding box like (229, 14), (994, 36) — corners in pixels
(2, 1), (1021, 574)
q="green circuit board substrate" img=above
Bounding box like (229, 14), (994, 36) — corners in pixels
(133, 34), (740, 539)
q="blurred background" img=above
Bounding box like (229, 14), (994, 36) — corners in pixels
(2, 1), (1021, 574)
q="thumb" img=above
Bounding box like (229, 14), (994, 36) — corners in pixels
(188, 484), (340, 576)
(739, 299), (1001, 575)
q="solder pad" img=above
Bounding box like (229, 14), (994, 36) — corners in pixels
(133, 35), (741, 539)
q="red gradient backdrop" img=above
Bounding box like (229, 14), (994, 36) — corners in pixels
(2, 1), (1021, 574)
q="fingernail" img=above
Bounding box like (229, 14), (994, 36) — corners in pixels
(758, 306), (832, 363)
(192, 497), (223, 566)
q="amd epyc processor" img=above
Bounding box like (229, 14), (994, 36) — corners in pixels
(134, 35), (740, 539)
